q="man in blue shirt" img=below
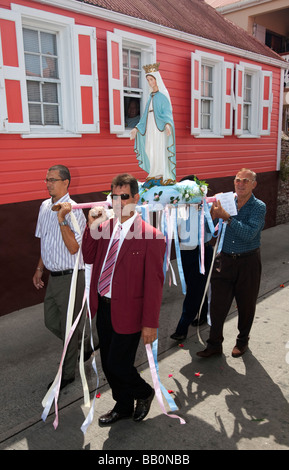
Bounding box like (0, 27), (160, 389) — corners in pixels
(197, 168), (266, 358)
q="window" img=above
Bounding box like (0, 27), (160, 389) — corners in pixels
(123, 48), (141, 129)
(191, 51), (234, 137)
(201, 64), (213, 130)
(107, 29), (156, 135)
(235, 63), (272, 137)
(0, 5), (99, 136)
(24, 28), (60, 126)
(243, 72), (252, 132)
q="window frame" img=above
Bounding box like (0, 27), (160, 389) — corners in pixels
(7, 3), (99, 138)
(191, 51), (234, 138)
(12, 4), (76, 138)
(107, 29), (156, 137)
(235, 62), (262, 138)
(23, 27), (62, 127)
(235, 61), (273, 138)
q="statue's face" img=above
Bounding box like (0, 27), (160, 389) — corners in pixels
(146, 75), (158, 91)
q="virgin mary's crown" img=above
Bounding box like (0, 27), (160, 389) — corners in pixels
(143, 62), (160, 74)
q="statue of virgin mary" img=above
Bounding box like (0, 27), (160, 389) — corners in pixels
(130, 63), (176, 187)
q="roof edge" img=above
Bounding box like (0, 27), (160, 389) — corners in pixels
(32, 0), (287, 68)
(216, 0), (272, 15)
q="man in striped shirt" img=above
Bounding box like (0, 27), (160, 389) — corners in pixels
(33, 165), (89, 390)
(197, 168), (266, 359)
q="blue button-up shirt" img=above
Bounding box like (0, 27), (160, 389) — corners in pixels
(222, 194), (266, 254)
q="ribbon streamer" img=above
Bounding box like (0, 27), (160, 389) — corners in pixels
(41, 212), (99, 432)
(172, 207), (186, 295)
(80, 266), (100, 434)
(195, 228), (221, 345)
(151, 337), (178, 412)
(146, 343), (185, 425)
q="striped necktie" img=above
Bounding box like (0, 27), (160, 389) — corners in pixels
(98, 225), (121, 297)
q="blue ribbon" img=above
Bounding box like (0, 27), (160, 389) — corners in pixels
(173, 207), (186, 295)
(140, 205), (149, 223)
(152, 334), (178, 412)
(161, 208), (169, 281)
(203, 199), (215, 235)
(217, 220), (227, 253)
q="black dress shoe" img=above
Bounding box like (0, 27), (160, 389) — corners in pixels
(170, 332), (187, 341)
(98, 410), (132, 426)
(47, 377), (75, 390)
(133, 389), (155, 422)
(196, 348), (222, 358)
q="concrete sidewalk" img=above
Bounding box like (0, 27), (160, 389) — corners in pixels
(0, 223), (288, 451)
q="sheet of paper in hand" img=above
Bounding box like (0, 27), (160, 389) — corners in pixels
(216, 192), (237, 216)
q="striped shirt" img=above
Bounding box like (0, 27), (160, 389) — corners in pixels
(35, 193), (86, 271)
(222, 194), (266, 254)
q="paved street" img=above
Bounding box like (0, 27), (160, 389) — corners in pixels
(0, 223), (288, 451)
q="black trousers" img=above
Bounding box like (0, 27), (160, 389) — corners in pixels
(175, 245), (213, 335)
(96, 297), (152, 414)
(207, 249), (261, 349)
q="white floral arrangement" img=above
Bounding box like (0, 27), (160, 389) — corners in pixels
(138, 177), (208, 207)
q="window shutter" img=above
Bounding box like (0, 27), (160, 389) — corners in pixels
(0, 8), (29, 133)
(191, 52), (201, 135)
(221, 62), (234, 135)
(74, 25), (99, 133)
(107, 31), (124, 134)
(259, 70), (272, 136)
(234, 65), (244, 136)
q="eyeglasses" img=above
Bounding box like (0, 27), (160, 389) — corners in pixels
(45, 178), (64, 184)
(234, 178), (254, 184)
(111, 193), (131, 200)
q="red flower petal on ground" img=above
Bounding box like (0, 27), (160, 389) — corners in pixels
(95, 393), (101, 398)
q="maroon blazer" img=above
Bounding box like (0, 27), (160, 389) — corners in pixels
(82, 214), (166, 334)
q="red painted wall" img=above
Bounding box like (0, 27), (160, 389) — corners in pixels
(0, 0), (281, 206)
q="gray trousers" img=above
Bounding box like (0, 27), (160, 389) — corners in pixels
(44, 270), (86, 380)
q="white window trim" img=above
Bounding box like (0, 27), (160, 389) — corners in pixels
(236, 61), (262, 138)
(192, 51), (226, 138)
(12, 4), (77, 138)
(110, 29), (156, 138)
(11, 3), (99, 138)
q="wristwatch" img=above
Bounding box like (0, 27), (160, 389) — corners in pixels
(59, 220), (68, 226)
(227, 216), (232, 225)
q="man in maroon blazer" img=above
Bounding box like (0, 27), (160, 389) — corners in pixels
(82, 173), (166, 425)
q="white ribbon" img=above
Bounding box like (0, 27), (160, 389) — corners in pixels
(41, 212), (99, 432)
(146, 344), (185, 425)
